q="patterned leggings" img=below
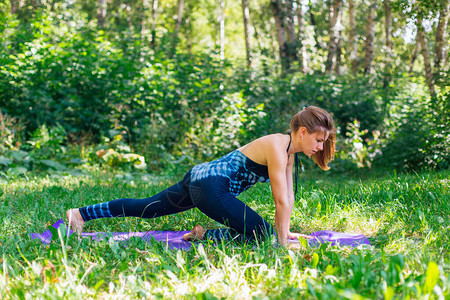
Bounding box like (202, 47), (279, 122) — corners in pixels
(78, 171), (274, 243)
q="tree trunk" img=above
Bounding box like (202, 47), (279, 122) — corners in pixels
(31, 0), (38, 9)
(151, 0), (158, 48)
(309, 0), (322, 50)
(113, 0), (120, 27)
(434, 1), (449, 82)
(171, 0), (184, 56)
(384, 1), (392, 53)
(409, 34), (419, 73)
(141, 0), (150, 39)
(285, 1), (297, 65)
(335, 31), (342, 74)
(363, 0), (376, 74)
(383, 0), (392, 87)
(50, 0), (57, 11)
(174, 0), (184, 42)
(335, 1), (343, 74)
(296, 0), (305, 72)
(242, 0), (252, 68)
(348, 0), (357, 73)
(97, 0), (107, 28)
(11, 0), (16, 14)
(126, 2), (132, 29)
(326, 0), (342, 73)
(271, 0), (289, 71)
(253, 10), (264, 52)
(185, 17), (193, 56)
(252, 10), (271, 75)
(417, 15), (436, 97)
(271, 0), (298, 72)
(140, 0), (150, 61)
(270, 23), (279, 65)
(219, 0), (225, 62)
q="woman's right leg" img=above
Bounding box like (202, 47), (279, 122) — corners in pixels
(189, 176), (274, 243)
(68, 171), (194, 232)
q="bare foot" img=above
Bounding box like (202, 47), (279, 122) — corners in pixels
(66, 209), (85, 235)
(183, 225), (206, 241)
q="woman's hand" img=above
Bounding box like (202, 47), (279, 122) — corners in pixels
(287, 231), (313, 240)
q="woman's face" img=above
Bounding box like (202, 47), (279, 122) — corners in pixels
(301, 130), (328, 157)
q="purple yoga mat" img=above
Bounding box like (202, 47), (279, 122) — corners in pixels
(30, 219), (370, 250)
(30, 219), (193, 250)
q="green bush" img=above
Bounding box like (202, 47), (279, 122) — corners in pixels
(0, 16), (131, 138)
(0, 110), (24, 153)
(0, 6), (448, 173)
(373, 77), (450, 170)
(232, 73), (384, 137)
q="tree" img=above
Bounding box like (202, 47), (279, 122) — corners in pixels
(11, 0), (17, 14)
(409, 35), (419, 73)
(242, 0), (252, 68)
(31, 0), (38, 10)
(271, 0), (297, 72)
(395, 0), (443, 96)
(250, 3), (273, 74)
(284, 1), (297, 65)
(325, 0), (343, 73)
(97, 0), (107, 28)
(308, 0), (323, 51)
(296, 0), (305, 72)
(363, 0), (376, 74)
(151, 0), (158, 48)
(348, 0), (358, 73)
(172, 0), (184, 55)
(141, 0), (150, 39)
(125, 1), (132, 29)
(271, 0), (288, 71)
(417, 15), (435, 96)
(335, 24), (342, 74)
(383, 0), (392, 86)
(383, 0), (392, 56)
(140, 0), (150, 61)
(183, 2), (193, 55)
(219, 0), (225, 62)
(434, 1), (449, 84)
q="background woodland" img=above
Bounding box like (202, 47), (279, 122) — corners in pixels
(0, 0), (449, 174)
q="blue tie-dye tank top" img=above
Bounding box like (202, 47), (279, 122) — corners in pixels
(191, 150), (270, 196)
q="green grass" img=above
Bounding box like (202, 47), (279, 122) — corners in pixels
(0, 168), (449, 299)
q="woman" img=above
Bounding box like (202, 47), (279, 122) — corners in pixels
(67, 106), (336, 246)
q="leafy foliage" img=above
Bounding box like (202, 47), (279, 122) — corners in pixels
(0, 1), (448, 175)
(374, 77), (450, 170)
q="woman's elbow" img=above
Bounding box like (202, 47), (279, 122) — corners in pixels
(274, 198), (289, 209)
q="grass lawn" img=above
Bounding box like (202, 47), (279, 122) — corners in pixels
(0, 168), (449, 298)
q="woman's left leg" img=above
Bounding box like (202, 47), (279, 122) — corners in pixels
(68, 171), (194, 233)
(78, 171), (194, 221)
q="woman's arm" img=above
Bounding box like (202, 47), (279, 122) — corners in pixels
(266, 141), (292, 246)
(285, 155), (295, 233)
(285, 155), (314, 240)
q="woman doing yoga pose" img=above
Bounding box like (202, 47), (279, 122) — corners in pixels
(66, 106), (336, 246)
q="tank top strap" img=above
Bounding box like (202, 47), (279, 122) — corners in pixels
(288, 132), (300, 196)
(286, 132), (292, 153)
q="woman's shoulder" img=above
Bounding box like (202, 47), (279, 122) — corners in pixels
(252, 133), (286, 144)
(238, 133), (285, 151)
(238, 133), (289, 166)
(257, 133), (288, 148)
